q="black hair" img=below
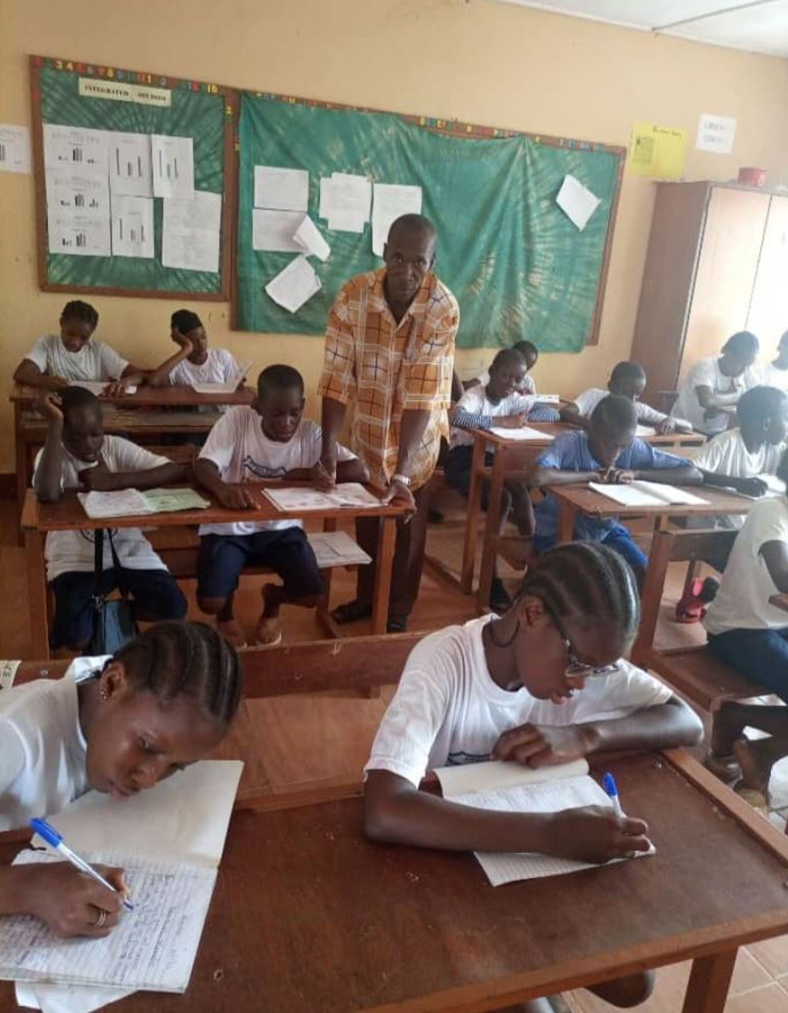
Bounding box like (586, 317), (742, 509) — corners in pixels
(387, 213), (437, 245)
(257, 364), (304, 400)
(737, 385), (788, 427)
(113, 621), (242, 729)
(513, 340), (538, 363)
(610, 361), (646, 385)
(171, 309), (203, 334)
(518, 541), (640, 649)
(59, 385), (101, 421)
(590, 394), (637, 432)
(490, 348), (526, 373)
(722, 331), (759, 357)
(61, 300), (99, 329)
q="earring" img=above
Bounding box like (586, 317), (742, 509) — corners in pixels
(100, 687), (109, 701)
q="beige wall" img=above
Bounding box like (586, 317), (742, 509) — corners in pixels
(1, 0), (786, 470)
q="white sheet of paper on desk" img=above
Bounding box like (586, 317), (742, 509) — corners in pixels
(108, 132), (152, 197)
(0, 123), (31, 173)
(555, 174), (601, 231)
(252, 208), (304, 252)
(635, 424), (656, 437)
(46, 209), (111, 257)
(265, 483), (380, 512)
(43, 124), (108, 175)
(110, 195), (154, 258)
(292, 214), (331, 261)
(588, 480), (708, 508)
(307, 530), (372, 568)
(68, 381), (137, 395)
(319, 172), (371, 225)
(46, 168), (110, 215)
(151, 134), (194, 198)
(78, 489), (154, 518)
(489, 426), (551, 441)
(264, 255), (321, 313)
(253, 165), (309, 211)
(371, 182), (422, 256)
(435, 758), (589, 798)
(534, 394), (560, 404)
(161, 190), (221, 273)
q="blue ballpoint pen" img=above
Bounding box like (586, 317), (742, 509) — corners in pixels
(603, 772), (623, 816)
(30, 818), (134, 912)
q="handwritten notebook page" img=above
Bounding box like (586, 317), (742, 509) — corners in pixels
(489, 425), (552, 441)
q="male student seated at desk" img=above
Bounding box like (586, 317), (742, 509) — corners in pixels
(146, 309), (245, 401)
(671, 330), (761, 436)
(364, 541), (703, 1013)
(194, 364), (367, 649)
(32, 387), (188, 652)
(761, 329), (788, 392)
(528, 396), (702, 586)
(13, 300), (146, 396)
(560, 361), (692, 434)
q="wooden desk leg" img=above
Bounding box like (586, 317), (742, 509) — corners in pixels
(557, 501), (576, 544)
(371, 516), (396, 635)
(316, 517), (337, 636)
(460, 436), (485, 594)
(25, 528), (50, 660)
(681, 948), (737, 1013)
(15, 402), (28, 546)
(476, 445), (508, 614)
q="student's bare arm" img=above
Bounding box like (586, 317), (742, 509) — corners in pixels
(146, 339), (193, 387)
(761, 540), (788, 593)
(13, 359), (68, 390)
(79, 460), (186, 492)
(528, 465), (600, 487)
(33, 400), (67, 503)
(193, 457), (257, 509)
(558, 404), (587, 428)
(634, 464), (703, 485)
(364, 770), (650, 863)
(695, 385), (740, 410)
(699, 468), (768, 497)
(287, 458), (369, 484)
(0, 863), (126, 938)
(493, 696), (703, 767)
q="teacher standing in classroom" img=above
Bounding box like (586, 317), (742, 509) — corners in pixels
(317, 214), (459, 633)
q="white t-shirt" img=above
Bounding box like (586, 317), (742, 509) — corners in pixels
(0, 656), (107, 831)
(672, 357), (760, 435)
(198, 408), (356, 536)
(760, 363), (788, 392)
(571, 388), (688, 428)
(25, 335), (127, 382)
(169, 348), (240, 387)
(704, 497), (788, 635)
(364, 615), (672, 787)
(32, 436), (169, 582)
(474, 369), (537, 396)
(450, 386), (534, 448)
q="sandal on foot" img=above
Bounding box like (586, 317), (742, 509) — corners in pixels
(255, 615), (283, 647)
(217, 620), (247, 650)
(675, 579), (708, 624)
(331, 600), (373, 624)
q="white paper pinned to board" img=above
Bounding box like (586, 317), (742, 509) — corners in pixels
(555, 174), (601, 231)
(264, 255), (321, 313)
(253, 165), (309, 211)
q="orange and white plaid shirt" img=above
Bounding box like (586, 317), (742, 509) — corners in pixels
(318, 268), (459, 491)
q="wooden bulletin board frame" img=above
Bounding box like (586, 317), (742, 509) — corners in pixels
(29, 54), (239, 302)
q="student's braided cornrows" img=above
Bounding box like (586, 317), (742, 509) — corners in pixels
(518, 542), (640, 648)
(113, 621), (242, 727)
(61, 300), (99, 329)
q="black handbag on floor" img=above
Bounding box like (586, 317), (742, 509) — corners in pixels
(87, 528), (138, 655)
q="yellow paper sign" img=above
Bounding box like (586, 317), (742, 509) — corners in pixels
(628, 122), (687, 180)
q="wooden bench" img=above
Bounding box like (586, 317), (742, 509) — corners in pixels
(632, 527), (767, 710)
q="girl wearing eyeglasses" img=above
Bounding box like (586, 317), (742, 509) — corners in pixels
(363, 540), (702, 1012)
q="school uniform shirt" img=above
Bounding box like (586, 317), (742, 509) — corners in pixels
(672, 357), (761, 435)
(364, 615), (672, 786)
(474, 370), (537, 396)
(450, 386), (534, 448)
(0, 656), (107, 832)
(24, 334), (127, 382)
(198, 407), (357, 536)
(690, 429), (787, 529)
(533, 430), (691, 541)
(571, 388), (689, 429)
(318, 268), (459, 491)
(704, 497), (788, 635)
(32, 437), (170, 582)
(760, 363), (788, 392)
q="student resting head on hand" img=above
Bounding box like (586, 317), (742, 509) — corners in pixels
(0, 621), (242, 938)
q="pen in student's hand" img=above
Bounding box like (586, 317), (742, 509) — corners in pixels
(29, 818), (134, 911)
(603, 772), (623, 817)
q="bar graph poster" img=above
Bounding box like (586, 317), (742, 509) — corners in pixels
(151, 134), (194, 199)
(109, 131), (152, 197)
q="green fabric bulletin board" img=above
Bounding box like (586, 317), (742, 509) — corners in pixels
(31, 56), (236, 300)
(236, 92), (624, 351)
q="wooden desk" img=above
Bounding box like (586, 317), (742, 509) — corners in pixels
(10, 382), (256, 408)
(3, 750), (786, 1013)
(21, 487), (405, 658)
(769, 593), (788, 614)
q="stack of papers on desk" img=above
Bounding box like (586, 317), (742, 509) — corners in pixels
(489, 425), (552, 441)
(264, 483), (381, 512)
(5, 760), (243, 1010)
(190, 361), (253, 395)
(588, 480), (708, 508)
(68, 381), (138, 396)
(307, 530), (371, 568)
(78, 488), (210, 518)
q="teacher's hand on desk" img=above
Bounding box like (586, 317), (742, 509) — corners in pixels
(382, 477), (416, 518)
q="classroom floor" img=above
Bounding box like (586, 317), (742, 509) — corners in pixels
(1, 492), (786, 1011)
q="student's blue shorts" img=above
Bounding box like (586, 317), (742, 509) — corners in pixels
(197, 528), (324, 601)
(534, 523), (648, 576)
(50, 568), (187, 650)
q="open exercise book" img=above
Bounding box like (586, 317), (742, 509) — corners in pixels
(190, 361), (253, 395)
(68, 382), (138, 396)
(307, 530), (371, 568)
(2, 760), (243, 1013)
(264, 482), (381, 511)
(77, 488), (211, 519)
(434, 759), (653, 887)
(588, 480), (708, 508)
(489, 425), (553, 441)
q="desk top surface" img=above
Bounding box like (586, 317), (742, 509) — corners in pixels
(471, 424), (705, 451)
(11, 383), (256, 407)
(549, 483), (753, 518)
(22, 486), (405, 532)
(3, 752), (785, 1013)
